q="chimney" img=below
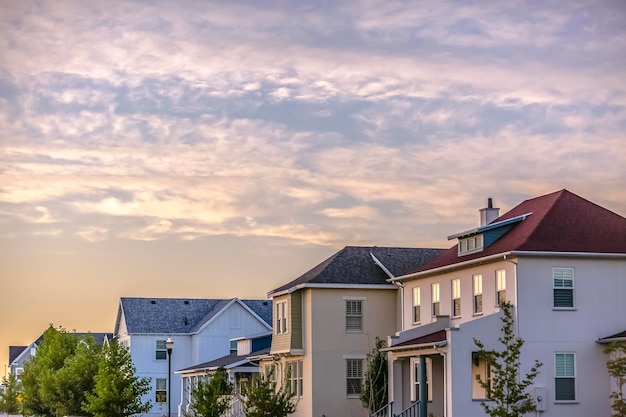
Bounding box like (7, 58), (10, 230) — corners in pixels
(479, 197), (500, 226)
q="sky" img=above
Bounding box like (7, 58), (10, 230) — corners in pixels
(1, 0), (625, 375)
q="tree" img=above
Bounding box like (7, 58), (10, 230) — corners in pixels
(473, 301), (542, 417)
(184, 366), (233, 417)
(604, 341), (626, 417)
(0, 373), (21, 414)
(243, 373), (296, 417)
(361, 337), (388, 413)
(82, 339), (152, 417)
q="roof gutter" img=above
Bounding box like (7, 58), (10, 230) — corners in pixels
(597, 337), (626, 344)
(268, 283), (397, 298)
(390, 250), (626, 283)
(381, 340), (447, 353)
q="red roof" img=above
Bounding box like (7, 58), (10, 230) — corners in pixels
(391, 329), (447, 348)
(409, 190), (626, 274)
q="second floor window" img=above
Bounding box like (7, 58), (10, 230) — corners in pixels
(155, 340), (167, 360)
(432, 283), (440, 317)
(473, 274), (483, 314)
(412, 287), (421, 324)
(496, 269), (506, 305)
(452, 279), (461, 317)
(553, 268), (574, 308)
(275, 301), (288, 334)
(346, 300), (363, 332)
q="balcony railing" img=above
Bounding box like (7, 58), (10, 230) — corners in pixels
(370, 401), (421, 417)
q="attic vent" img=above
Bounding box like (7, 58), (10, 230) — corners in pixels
(183, 317), (188, 326)
(262, 301), (268, 305)
(150, 300), (156, 304)
(184, 300), (189, 305)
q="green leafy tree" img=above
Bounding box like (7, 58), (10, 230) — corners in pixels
(243, 373), (296, 417)
(21, 325), (79, 417)
(82, 339), (152, 417)
(184, 366), (233, 417)
(604, 341), (626, 417)
(473, 301), (542, 417)
(360, 337), (388, 413)
(0, 373), (21, 414)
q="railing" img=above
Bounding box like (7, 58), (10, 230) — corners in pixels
(370, 401), (421, 417)
(222, 394), (246, 417)
(396, 401), (420, 417)
(370, 402), (393, 417)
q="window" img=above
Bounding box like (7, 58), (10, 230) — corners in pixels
(553, 268), (574, 308)
(432, 283), (440, 317)
(264, 364), (276, 383)
(496, 270), (506, 305)
(473, 274), (483, 314)
(346, 359), (363, 396)
(471, 352), (491, 399)
(412, 287), (421, 324)
(555, 353), (576, 401)
(275, 301), (288, 334)
(452, 279), (461, 317)
(287, 360), (303, 397)
(156, 378), (167, 402)
(230, 340), (238, 353)
(410, 358), (432, 402)
(155, 340), (167, 360)
(346, 300), (363, 332)
(458, 235), (484, 255)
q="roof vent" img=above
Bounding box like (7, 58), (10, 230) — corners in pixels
(183, 316), (188, 326)
(150, 300), (156, 305)
(184, 300), (189, 305)
(263, 301), (268, 305)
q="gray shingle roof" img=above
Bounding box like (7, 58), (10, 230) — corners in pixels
(9, 346), (26, 363)
(177, 347), (271, 373)
(269, 246), (443, 295)
(119, 297), (272, 334)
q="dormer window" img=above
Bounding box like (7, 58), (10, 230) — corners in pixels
(458, 234), (484, 255)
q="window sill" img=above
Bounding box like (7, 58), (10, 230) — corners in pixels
(472, 312), (483, 317)
(554, 400), (578, 404)
(412, 322), (421, 326)
(346, 330), (364, 334)
(552, 308), (576, 311)
(451, 316), (461, 320)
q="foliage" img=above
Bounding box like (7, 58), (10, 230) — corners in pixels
(473, 301), (542, 417)
(21, 325), (96, 417)
(360, 337), (388, 413)
(184, 366), (233, 417)
(82, 339), (152, 417)
(604, 341), (626, 417)
(0, 373), (21, 414)
(243, 372), (296, 417)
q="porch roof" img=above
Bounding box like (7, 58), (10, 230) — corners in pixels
(598, 330), (626, 343)
(383, 329), (447, 352)
(176, 347), (271, 374)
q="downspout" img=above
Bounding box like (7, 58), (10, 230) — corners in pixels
(370, 252), (404, 331)
(503, 255), (520, 336)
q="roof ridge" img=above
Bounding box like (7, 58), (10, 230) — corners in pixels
(520, 189), (568, 247)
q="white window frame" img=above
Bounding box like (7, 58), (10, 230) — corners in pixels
(458, 234), (484, 255)
(275, 301), (288, 334)
(473, 274), (483, 314)
(155, 378), (167, 402)
(410, 357), (433, 402)
(554, 352), (576, 402)
(431, 283), (440, 317)
(452, 279), (461, 318)
(155, 340), (167, 360)
(346, 359), (364, 397)
(346, 300), (363, 332)
(412, 287), (421, 324)
(286, 360), (303, 397)
(553, 267), (575, 309)
(496, 269), (506, 305)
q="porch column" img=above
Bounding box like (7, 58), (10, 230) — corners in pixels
(391, 358), (403, 414)
(419, 356), (427, 417)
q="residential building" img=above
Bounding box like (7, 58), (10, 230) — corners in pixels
(176, 332), (272, 416)
(8, 332), (111, 383)
(262, 246), (442, 417)
(383, 190), (626, 417)
(113, 297), (272, 417)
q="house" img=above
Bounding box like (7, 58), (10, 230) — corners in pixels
(262, 246), (443, 417)
(8, 332), (111, 383)
(176, 332), (272, 417)
(382, 190), (626, 417)
(114, 297), (272, 417)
